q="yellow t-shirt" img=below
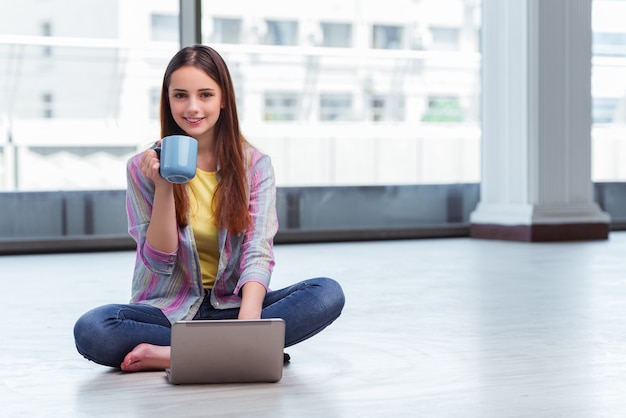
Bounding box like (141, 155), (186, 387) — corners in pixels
(188, 168), (220, 289)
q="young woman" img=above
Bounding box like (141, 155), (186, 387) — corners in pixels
(73, 45), (345, 372)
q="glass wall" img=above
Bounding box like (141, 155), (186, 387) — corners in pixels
(0, 0), (482, 191)
(0, 0), (179, 191)
(1, 0), (624, 189)
(591, 0), (626, 181)
(200, 0), (482, 186)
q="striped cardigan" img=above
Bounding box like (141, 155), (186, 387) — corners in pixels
(125, 145), (278, 323)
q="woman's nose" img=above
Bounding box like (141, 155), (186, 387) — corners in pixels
(186, 97), (199, 113)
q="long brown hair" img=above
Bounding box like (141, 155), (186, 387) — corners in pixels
(160, 45), (250, 233)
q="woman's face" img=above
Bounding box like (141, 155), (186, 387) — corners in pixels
(168, 65), (223, 142)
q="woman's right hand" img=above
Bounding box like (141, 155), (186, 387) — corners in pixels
(143, 141), (178, 253)
(140, 142), (168, 187)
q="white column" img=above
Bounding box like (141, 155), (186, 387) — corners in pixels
(470, 0), (610, 241)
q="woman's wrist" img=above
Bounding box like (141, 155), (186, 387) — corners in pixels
(238, 281), (266, 319)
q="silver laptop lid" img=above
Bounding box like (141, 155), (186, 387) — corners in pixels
(167, 318), (285, 384)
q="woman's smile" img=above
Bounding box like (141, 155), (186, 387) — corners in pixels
(183, 116), (205, 126)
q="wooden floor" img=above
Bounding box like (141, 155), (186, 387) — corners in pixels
(3, 232), (626, 417)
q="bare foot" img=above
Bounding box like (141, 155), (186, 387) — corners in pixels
(120, 343), (171, 372)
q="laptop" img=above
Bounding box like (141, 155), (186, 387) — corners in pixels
(165, 318), (286, 384)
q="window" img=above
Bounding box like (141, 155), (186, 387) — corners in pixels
(1, 0), (484, 192)
(149, 87), (160, 120)
(593, 32), (626, 57)
(264, 93), (299, 121)
(265, 20), (298, 46)
(194, 1), (481, 186)
(42, 92), (53, 118)
(593, 97), (620, 124)
(320, 93), (352, 121)
(429, 27), (460, 51)
(212, 17), (242, 44)
(321, 22), (352, 48)
(592, 0), (626, 181)
(371, 97), (384, 122)
(151, 14), (178, 42)
(371, 95), (405, 122)
(1, 1), (179, 192)
(422, 96), (463, 122)
(41, 21), (52, 56)
(372, 25), (403, 49)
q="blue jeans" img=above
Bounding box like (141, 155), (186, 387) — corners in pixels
(74, 277), (345, 368)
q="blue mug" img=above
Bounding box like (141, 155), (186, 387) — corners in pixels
(153, 135), (198, 183)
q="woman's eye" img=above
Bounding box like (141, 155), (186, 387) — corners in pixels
(173, 93), (186, 99)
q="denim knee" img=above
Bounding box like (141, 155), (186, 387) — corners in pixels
(74, 303), (172, 368)
(73, 305), (122, 367)
(312, 277), (346, 320)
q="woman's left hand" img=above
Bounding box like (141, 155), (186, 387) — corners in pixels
(238, 281), (266, 320)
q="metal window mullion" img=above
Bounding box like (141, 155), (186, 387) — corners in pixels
(179, 0), (202, 48)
